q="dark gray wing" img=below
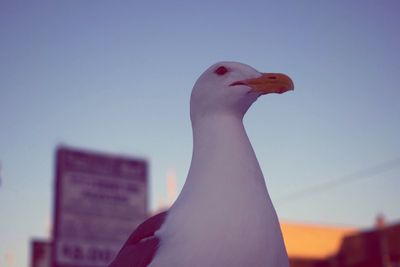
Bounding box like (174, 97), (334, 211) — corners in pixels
(109, 211), (168, 267)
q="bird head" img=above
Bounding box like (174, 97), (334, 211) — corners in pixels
(190, 61), (294, 123)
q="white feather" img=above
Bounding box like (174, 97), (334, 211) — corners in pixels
(149, 62), (289, 267)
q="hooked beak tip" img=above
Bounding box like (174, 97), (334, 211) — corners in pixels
(231, 73), (294, 95)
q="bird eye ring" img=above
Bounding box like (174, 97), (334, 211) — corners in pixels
(214, 66), (229, 76)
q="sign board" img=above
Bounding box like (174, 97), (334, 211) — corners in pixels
(52, 146), (148, 267)
(31, 240), (51, 267)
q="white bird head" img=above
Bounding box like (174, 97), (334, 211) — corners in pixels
(190, 61), (294, 123)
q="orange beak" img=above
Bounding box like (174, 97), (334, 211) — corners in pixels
(231, 73), (294, 94)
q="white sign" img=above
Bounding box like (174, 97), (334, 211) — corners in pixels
(52, 147), (148, 267)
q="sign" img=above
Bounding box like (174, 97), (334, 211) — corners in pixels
(31, 240), (51, 267)
(52, 146), (148, 267)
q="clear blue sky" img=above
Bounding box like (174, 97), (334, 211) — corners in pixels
(1, 1), (400, 266)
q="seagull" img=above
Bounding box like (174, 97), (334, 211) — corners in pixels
(110, 62), (294, 267)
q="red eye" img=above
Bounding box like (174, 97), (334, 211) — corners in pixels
(214, 66), (228, 75)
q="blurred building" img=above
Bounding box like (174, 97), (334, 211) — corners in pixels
(281, 221), (357, 262)
(282, 218), (400, 267)
(30, 240), (51, 267)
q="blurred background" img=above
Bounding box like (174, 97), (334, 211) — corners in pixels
(1, 1), (399, 266)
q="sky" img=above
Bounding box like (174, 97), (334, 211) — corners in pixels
(1, 0), (400, 266)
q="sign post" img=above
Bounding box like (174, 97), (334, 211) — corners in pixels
(52, 146), (148, 267)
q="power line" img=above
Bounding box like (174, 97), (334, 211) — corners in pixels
(276, 157), (400, 205)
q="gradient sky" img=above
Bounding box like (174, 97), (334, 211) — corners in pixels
(1, 1), (400, 266)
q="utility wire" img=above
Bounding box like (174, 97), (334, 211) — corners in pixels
(276, 157), (400, 205)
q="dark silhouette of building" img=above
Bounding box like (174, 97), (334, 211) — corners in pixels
(287, 219), (400, 267)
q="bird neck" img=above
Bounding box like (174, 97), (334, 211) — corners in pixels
(154, 113), (288, 267)
(185, 113), (266, 191)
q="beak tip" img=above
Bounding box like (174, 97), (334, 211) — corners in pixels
(239, 73), (294, 95)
